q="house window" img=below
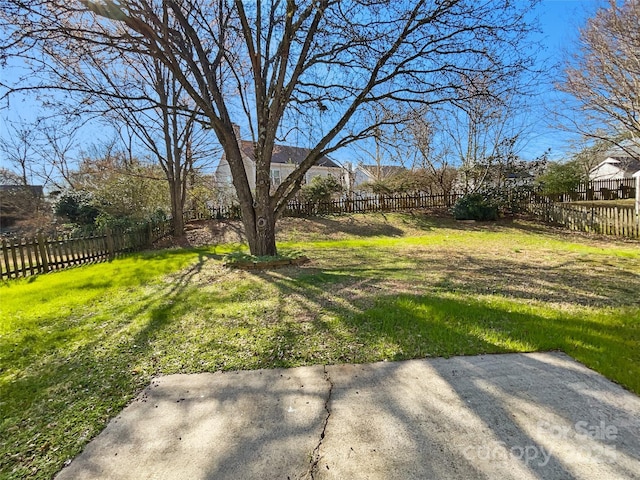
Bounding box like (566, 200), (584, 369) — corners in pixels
(270, 169), (282, 186)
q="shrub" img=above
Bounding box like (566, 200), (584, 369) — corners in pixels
(453, 193), (499, 221)
(54, 190), (100, 226)
(94, 209), (168, 232)
(536, 160), (584, 195)
(299, 175), (343, 203)
(481, 185), (535, 215)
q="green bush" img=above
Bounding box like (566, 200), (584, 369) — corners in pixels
(299, 175), (343, 203)
(453, 193), (499, 221)
(54, 190), (100, 225)
(94, 209), (168, 232)
(481, 185), (535, 215)
(536, 160), (584, 195)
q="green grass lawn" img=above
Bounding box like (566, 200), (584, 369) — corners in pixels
(1, 213), (639, 479)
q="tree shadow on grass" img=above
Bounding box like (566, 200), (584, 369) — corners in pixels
(0, 249), (224, 478)
(249, 278), (640, 475)
(426, 252), (640, 308)
(244, 263), (640, 394)
(111, 279), (638, 479)
(3, 245), (639, 479)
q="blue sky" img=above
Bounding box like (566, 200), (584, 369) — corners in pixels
(0, 0), (607, 171)
(518, 0), (605, 161)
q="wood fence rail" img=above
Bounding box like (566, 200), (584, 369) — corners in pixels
(1, 220), (173, 280)
(183, 192), (462, 221)
(527, 202), (640, 238)
(284, 192), (462, 216)
(543, 178), (636, 202)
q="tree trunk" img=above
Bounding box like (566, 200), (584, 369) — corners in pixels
(242, 172), (278, 257)
(225, 129), (279, 257)
(169, 181), (185, 236)
(241, 201), (277, 257)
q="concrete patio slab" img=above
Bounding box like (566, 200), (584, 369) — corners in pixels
(55, 352), (640, 480)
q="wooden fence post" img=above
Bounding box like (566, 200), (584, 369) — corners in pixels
(36, 233), (49, 273)
(105, 228), (115, 259)
(1, 238), (10, 278)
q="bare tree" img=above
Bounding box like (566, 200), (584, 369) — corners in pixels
(37, 120), (83, 190)
(0, 117), (80, 190)
(4, 33), (216, 234)
(1, 0), (538, 255)
(101, 57), (218, 234)
(0, 119), (36, 187)
(438, 70), (538, 192)
(405, 108), (459, 197)
(560, 0), (640, 149)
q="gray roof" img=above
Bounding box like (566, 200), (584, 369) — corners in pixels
(0, 185), (44, 196)
(239, 141), (340, 168)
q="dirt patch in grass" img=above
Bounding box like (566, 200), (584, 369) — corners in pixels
(153, 219), (247, 249)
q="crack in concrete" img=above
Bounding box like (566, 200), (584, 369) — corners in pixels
(305, 366), (334, 480)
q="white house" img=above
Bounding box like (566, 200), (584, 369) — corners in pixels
(589, 156), (640, 181)
(215, 137), (344, 192)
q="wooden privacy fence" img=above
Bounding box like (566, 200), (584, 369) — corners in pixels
(541, 178), (636, 203)
(184, 204), (243, 222)
(528, 202), (640, 239)
(284, 192), (461, 217)
(1, 220), (173, 280)
(184, 192), (462, 221)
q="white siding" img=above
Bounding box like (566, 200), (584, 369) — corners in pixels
(352, 167), (375, 190)
(216, 154), (342, 192)
(589, 158), (634, 181)
(214, 157), (232, 186)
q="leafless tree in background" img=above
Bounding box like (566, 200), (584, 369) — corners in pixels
(2, 18), (217, 235)
(406, 109), (459, 197)
(438, 71), (538, 192)
(560, 0), (640, 150)
(100, 57), (218, 234)
(0, 117), (80, 191)
(0, 120), (37, 188)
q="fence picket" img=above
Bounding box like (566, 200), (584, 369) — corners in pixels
(10, 239), (19, 278)
(1, 219), (174, 280)
(529, 202), (638, 240)
(1, 239), (9, 278)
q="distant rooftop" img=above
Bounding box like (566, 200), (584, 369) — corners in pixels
(0, 185), (44, 196)
(603, 157), (640, 172)
(239, 140), (340, 168)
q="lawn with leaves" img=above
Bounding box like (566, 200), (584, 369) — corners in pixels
(1, 213), (639, 479)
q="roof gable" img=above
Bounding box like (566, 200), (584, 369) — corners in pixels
(591, 156), (640, 174)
